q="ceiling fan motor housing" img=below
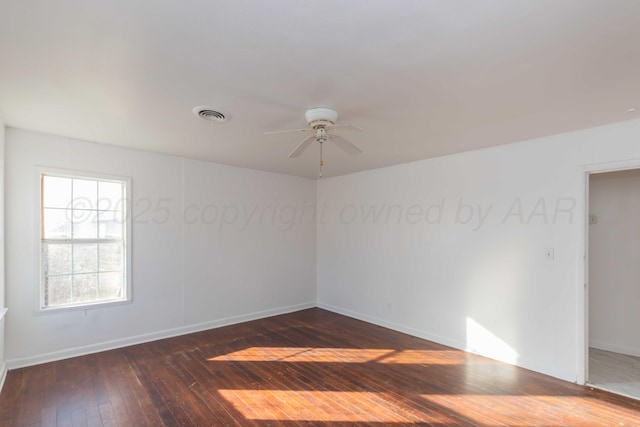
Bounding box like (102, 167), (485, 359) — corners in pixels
(305, 107), (338, 128)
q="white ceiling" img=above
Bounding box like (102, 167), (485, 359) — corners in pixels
(1, 1), (639, 178)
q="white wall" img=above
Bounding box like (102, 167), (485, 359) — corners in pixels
(0, 120), (6, 389)
(317, 118), (640, 382)
(5, 128), (316, 367)
(589, 169), (640, 356)
(7, 118), (640, 384)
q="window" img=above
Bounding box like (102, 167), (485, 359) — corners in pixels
(38, 169), (131, 311)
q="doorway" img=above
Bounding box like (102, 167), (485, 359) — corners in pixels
(587, 168), (640, 399)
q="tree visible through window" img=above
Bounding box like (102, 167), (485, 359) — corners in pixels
(40, 171), (130, 310)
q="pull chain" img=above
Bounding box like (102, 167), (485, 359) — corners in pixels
(319, 141), (324, 177)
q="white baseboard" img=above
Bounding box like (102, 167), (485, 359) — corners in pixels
(5, 301), (576, 384)
(590, 341), (640, 358)
(0, 309), (6, 393)
(7, 301), (315, 370)
(317, 302), (463, 350)
(0, 362), (6, 394)
(317, 302), (575, 383)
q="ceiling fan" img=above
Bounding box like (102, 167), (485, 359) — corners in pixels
(265, 107), (363, 177)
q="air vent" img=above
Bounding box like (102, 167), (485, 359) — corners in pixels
(193, 106), (230, 122)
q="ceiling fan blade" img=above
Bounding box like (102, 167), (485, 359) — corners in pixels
(330, 135), (362, 156)
(326, 123), (364, 131)
(265, 128), (312, 135)
(289, 136), (315, 158)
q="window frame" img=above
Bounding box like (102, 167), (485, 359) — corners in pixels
(34, 167), (132, 313)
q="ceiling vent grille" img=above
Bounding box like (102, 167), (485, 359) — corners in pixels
(193, 106), (229, 122)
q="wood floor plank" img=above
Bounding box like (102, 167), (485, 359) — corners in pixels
(2, 308), (640, 426)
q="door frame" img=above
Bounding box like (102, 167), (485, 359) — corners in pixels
(579, 158), (640, 385)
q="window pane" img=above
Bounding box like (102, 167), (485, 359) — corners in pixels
(98, 181), (123, 211)
(73, 244), (98, 273)
(72, 179), (97, 210)
(72, 273), (98, 303)
(99, 272), (123, 300)
(40, 172), (129, 310)
(43, 208), (72, 239)
(72, 210), (98, 239)
(98, 210), (123, 239)
(99, 243), (123, 271)
(43, 176), (72, 209)
(46, 275), (72, 307)
(44, 243), (72, 275)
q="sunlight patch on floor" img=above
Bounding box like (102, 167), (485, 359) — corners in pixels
(208, 347), (394, 363)
(421, 394), (636, 426)
(219, 389), (451, 423)
(378, 349), (485, 365)
(209, 347), (474, 364)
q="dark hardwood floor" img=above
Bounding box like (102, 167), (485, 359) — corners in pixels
(1, 308), (640, 426)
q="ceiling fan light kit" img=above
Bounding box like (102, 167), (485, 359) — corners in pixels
(304, 107), (338, 128)
(266, 107), (363, 178)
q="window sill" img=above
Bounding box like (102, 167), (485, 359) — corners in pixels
(34, 298), (132, 316)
